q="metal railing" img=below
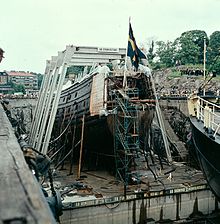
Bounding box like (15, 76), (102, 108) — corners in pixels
(196, 96), (220, 137)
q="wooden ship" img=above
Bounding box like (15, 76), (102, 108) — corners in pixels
(51, 63), (156, 178)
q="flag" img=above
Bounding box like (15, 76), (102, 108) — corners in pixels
(127, 23), (146, 70)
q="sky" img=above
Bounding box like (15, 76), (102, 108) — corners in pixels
(0, 0), (220, 74)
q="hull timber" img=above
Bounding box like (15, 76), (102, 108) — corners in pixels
(53, 66), (155, 170)
(188, 95), (220, 200)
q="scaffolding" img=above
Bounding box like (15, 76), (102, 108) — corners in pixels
(113, 88), (140, 186)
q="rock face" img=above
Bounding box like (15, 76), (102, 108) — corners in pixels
(153, 69), (220, 96)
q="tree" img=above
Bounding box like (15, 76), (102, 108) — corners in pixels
(147, 40), (155, 64)
(36, 73), (43, 89)
(207, 31), (220, 73)
(140, 36), (157, 65)
(181, 30), (208, 63)
(9, 81), (26, 94)
(209, 56), (220, 75)
(174, 30), (208, 65)
(155, 40), (175, 67)
(174, 36), (200, 65)
(142, 29), (220, 71)
(15, 84), (26, 94)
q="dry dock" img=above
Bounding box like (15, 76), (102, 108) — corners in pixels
(52, 160), (220, 223)
(2, 98), (220, 223)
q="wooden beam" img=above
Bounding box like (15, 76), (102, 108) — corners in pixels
(77, 114), (85, 179)
(0, 104), (56, 223)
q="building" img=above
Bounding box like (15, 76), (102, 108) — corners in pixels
(68, 46), (126, 66)
(7, 71), (38, 94)
(0, 72), (13, 93)
(44, 45), (127, 84)
(0, 71), (8, 84)
(45, 45), (126, 72)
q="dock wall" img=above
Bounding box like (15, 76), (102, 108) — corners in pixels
(159, 99), (189, 116)
(61, 188), (218, 223)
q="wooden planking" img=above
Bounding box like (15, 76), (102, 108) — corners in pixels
(90, 73), (105, 116)
(0, 104), (55, 223)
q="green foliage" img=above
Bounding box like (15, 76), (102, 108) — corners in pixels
(147, 40), (155, 64)
(173, 30), (208, 65)
(151, 29), (220, 73)
(179, 30), (208, 64)
(155, 40), (175, 67)
(207, 31), (220, 72)
(106, 63), (113, 71)
(174, 36), (200, 65)
(36, 73), (43, 89)
(209, 55), (220, 75)
(151, 62), (166, 70)
(66, 66), (84, 75)
(9, 81), (26, 94)
(168, 70), (182, 78)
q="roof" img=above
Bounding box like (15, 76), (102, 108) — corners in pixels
(0, 72), (7, 76)
(7, 71), (36, 77)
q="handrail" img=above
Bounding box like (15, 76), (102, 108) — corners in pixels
(195, 96), (220, 137)
(199, 96), (220, 110)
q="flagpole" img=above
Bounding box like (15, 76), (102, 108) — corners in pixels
(123, 17), (131, 89)
(203, 36), (206, 96)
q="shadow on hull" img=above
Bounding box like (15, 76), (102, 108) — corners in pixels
(190, 117), (220, 200)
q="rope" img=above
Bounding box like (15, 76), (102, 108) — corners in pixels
(54, 140), (81, 169)
(49, 114), (75, 144)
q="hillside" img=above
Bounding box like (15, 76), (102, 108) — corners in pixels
(153, 68), (220, 96)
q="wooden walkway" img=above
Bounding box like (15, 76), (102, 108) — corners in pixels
(0, 104), (55, 223)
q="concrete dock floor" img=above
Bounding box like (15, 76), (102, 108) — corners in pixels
(43, 154), (220, 223)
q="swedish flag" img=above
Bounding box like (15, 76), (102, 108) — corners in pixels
(127, 23), (146, 70)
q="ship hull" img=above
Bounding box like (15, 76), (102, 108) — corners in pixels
(52, 71), (155, 171)
(53, 108), (154, 171)
(190, 117), (220, 200)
